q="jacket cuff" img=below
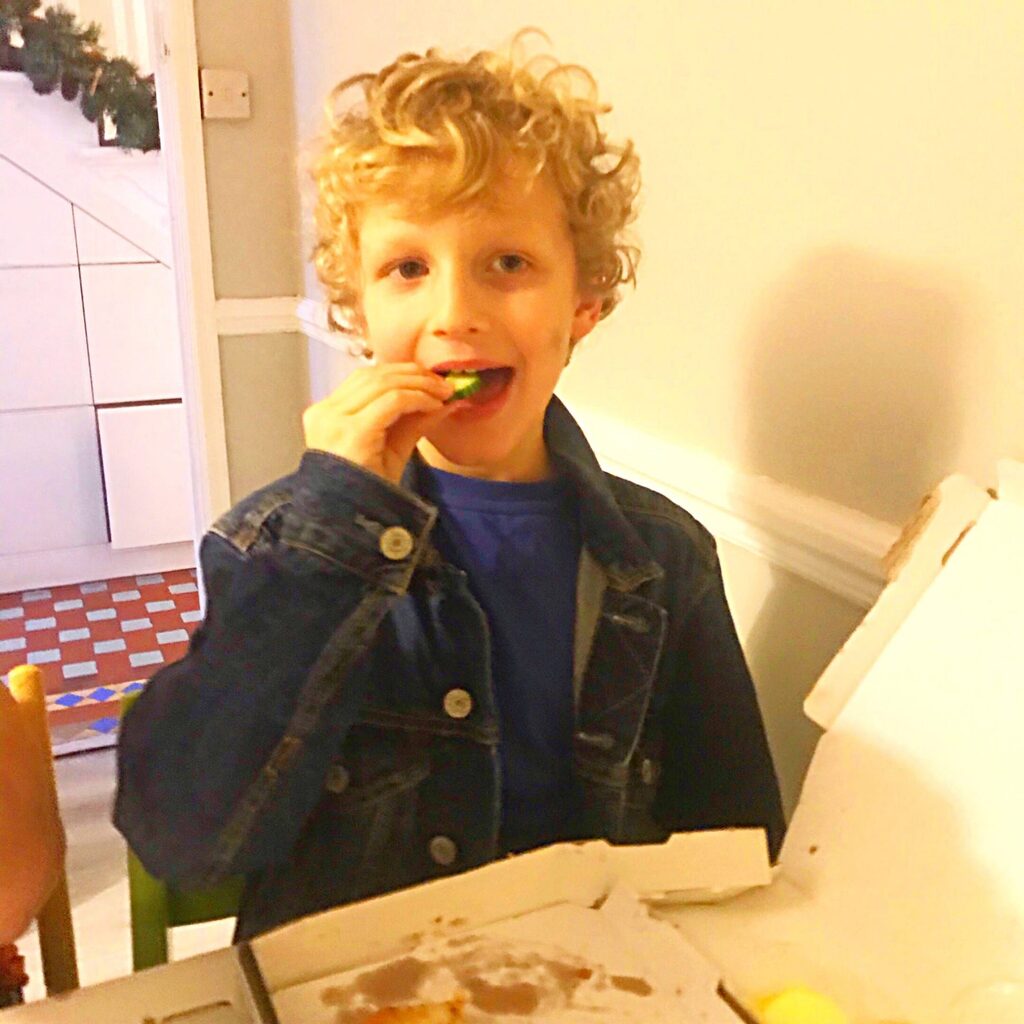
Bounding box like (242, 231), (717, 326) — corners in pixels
(283, 450), (438, 592)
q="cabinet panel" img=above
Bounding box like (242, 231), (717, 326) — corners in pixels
(0, 161), (78, 268)
(0, 267), (93, 411)
(81, 263), (184, 403)
(96, 403), (193, 549)
(0, 407), (108, 554)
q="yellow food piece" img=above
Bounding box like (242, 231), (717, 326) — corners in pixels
(757, 986), (850, 1024)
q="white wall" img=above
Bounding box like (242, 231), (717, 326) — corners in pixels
(284, 2), (1022, 809)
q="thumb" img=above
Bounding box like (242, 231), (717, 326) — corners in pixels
(388, 404), (455, 470)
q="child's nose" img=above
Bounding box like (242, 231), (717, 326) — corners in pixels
(428, 265), (491, 337)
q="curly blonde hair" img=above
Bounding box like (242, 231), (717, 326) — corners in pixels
(310, 29), (641, 335)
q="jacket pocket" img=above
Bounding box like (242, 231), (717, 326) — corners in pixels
(317, 724), (431, 894)
(240, 724), (432, 936)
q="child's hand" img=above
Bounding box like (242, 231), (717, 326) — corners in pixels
(302, 362), (456, 486)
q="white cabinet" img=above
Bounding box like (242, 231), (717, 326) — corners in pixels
(80, 263), (183, 403)
(96, 403), (193, 549)
(0, 267), (93, 411)
(0, 407), (108, 554)
(0, 161), (78, 268)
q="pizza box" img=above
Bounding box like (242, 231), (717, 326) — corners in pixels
(669, 460), (1024, 1022)
(247, 829), (771, 1022)
(0, 830), (770, 1023)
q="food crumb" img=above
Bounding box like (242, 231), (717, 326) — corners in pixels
(611, 975), (653, 997)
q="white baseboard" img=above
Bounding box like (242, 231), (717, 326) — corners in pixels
(572, 406), (898, 608)
(1, 541), (195, 594)
(214, 295), (898, 608)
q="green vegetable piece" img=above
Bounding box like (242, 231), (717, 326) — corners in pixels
(445, 371), (485, 401)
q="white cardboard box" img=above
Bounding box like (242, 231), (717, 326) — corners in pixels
(1, 831), (769, 1023)
(252, 831), (769, 1022)
(671, 460), (1024, 1022)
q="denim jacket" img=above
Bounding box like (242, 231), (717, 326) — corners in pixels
(114, 397), (784, 940)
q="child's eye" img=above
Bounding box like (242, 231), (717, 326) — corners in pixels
(493, 253), (528, 274)
(389, 259), (428, 280)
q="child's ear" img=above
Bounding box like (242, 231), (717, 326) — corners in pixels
(570, 294), (603, 342)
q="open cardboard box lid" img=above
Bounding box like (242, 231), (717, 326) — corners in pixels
(674, 460), (1024, 1022)
(246, 829), (770, 1021)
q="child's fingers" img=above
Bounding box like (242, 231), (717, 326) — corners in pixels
(385, 399), (458, 464)
(326, 364), (452, 413)
(311, 388), (452, 470)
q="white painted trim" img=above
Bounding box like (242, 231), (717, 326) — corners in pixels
(212, 295), (899, 607)
(571, 405), (898, 609)
(295, 296), (357, 352)
(0, 540), (194, 593)
(215, 296), (302, 337)
(214, 294), (357, 353)
(147, 0), (231, 547)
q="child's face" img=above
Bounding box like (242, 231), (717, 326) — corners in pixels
(357, 164), (602, 482)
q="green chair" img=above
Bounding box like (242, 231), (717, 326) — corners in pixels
(120, 690), (245, 970)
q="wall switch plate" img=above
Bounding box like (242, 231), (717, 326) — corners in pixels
(200, 68), (251, 119)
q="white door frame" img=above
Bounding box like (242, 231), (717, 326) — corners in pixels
(146, 0), (231, 578)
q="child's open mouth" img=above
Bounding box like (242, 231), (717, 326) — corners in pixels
(442, 367), (515, 408)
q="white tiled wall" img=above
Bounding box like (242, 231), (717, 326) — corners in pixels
(0, 267), (93, 410)
(81, 263), (183, 403)
(0, 407), (109, 554)
(0, 159), (77, 267)
(1, 157), (192, 577)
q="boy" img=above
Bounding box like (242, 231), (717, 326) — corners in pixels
(115, 32), (784, 940)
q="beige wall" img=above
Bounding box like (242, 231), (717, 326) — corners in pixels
(194, 0), (303, 298)
(717, 540), (864, 817)
(219, 333), (309, 503)
(194, 0), (308, 501)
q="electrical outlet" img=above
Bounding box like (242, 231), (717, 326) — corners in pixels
(200, 68), (251, 119)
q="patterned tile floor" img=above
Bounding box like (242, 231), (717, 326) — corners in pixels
(0, 567), (199, 754)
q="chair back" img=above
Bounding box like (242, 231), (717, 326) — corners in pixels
(120, 690), (243, 971)
(6, 664), (79, 995)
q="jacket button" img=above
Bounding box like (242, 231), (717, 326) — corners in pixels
(379, 526), (414, 561)
(429, 835), (458, 866)
(324, 764), (350, 794)
(641, 758), (660, 785)
(443, 688), (473, 719)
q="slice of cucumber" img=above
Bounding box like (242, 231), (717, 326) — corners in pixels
(444, 371), (485, 401)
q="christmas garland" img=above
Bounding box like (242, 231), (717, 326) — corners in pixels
(0, 0), (159, 151)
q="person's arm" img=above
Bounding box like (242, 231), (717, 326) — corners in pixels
(653, 555), (786, 862)
(0, 686), (65, 944)
(113, 451), (438, 887)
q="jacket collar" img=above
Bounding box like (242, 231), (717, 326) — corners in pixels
(401, 395), (663, 593)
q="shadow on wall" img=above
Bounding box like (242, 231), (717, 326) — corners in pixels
(741, 245), (974, 525)
(735, 246), (974, 816)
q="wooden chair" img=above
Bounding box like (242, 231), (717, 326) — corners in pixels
(5, 664), (79, 995)
(120, 690), (244, 971)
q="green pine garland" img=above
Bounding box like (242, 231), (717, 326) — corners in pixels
(0, 0), (159, 151)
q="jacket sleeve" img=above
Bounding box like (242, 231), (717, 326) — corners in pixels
(653, 553), (787, 862)
(113, 451), (438, 886)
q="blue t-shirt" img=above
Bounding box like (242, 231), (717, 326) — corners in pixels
(419, 463), (582, 853)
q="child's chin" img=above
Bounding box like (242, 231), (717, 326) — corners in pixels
(419, 432), (514, 474)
